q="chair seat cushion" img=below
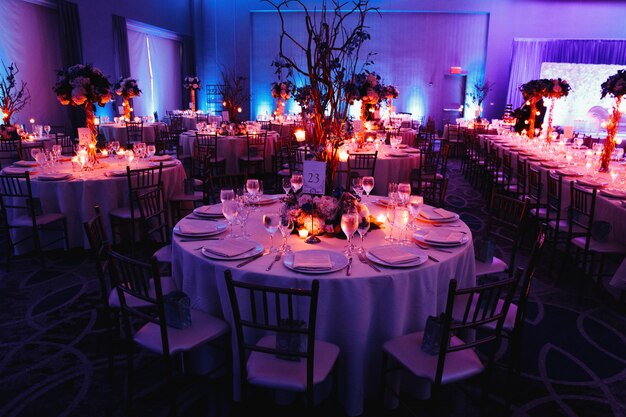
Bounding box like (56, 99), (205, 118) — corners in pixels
(571, 236), (626, 253)
(383, 331), (484, 385)
(109, 206), (141, 220)
(134, 309), (229, 355)
(153, 244), (172, 263)
(108, 275), (178, 308)
(474, 256), (507, 277)
(246, 335), (340, 392)
(12, 213), (66, 227)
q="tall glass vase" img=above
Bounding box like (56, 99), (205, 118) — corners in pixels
(190, 89), (196, 112)
(600, 96), (622, 171)
(84, 103), (98, 166)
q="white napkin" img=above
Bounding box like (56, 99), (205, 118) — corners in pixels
(424, 230), (465, 244)
(150, 155), (173, 161)
(37, 173), (72, 181)
(420, 208), (456, 220)
(14, 160), (38, 167)
(369, 247), (420, 264)
(292, 253), (333, 271)
(202, 239), (257, 257)
(195, 205), (223, 215)
(177, 220), (222, 235)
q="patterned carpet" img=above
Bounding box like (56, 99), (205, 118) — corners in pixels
(0, 159), (625, 417)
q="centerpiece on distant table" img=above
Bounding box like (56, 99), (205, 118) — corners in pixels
(599, 69), (626, 171)
(114, 77), (141, 121)
(218, 121), (247, 136)
(271, 80), (294, 117)
(1, 62), (30, 125)
(53, 63), (112, 163)
(184, 76), (201, 112)
(519, 78), (570, 140)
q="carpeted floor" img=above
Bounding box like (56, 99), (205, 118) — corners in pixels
(1, 159), (625, 417)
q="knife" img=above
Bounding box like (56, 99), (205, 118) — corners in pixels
(236, 251), (269, 268)
(427, 255), (440, 263)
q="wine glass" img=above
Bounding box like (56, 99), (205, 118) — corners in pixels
(262, 212), (280, 252)
(357, 205), (370, 253)
(408, 195), (424, 224)
(220, 188), (235, 204)
(397, 182), (411, 205)
(610, 168), (619, 187)
(362, 176), (375, 202)
(575, 136), (584, 149)
(290, 174), (303, 193)
(388, 182), (399, 204)
(282, 177), (292, 197)
(237, 195), (251, 238)
(125, 149), (134, 166)
(43, 125), (51, 136)
(395, 205), (411, 244)
(222, 199), (239, 238)
(340, 208), (359, 255)
(30, 147), (42, 161)
(111, 141), (120, 155)
(278, 215), (294, 253)
(385, 201), (397, 242)
(146, 144), (156, 159)
(352, 177), (363, 198)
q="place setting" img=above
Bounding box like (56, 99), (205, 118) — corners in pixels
(173, 218), (229, 239)
(283, 249), (350, 274)
(200, 238), (264, 261)
(365, 244), (427, 268)
(413, 228), (469, 248)
(416, 206), (460, 223)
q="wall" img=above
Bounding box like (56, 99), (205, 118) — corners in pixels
(193, 0), (626, 124)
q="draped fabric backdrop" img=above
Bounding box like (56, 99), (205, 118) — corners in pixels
(112, 15), (132, 118)
(506, 38), (626, 109)
(127, 27), (182, 121)
(250, 11), (489, 128)
(0, 0), (65, 127)
(58, 0), (84, 136)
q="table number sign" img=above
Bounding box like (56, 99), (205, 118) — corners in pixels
(77, 128), (92, 146)
(303, 160), (326, 195)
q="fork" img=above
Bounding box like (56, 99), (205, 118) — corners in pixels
(358, 251), (381, 272)
(414, 242), (453, 254)
(266, 252), (282, 271)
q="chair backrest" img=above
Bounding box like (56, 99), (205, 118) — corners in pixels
(422, 177), (448, 208)
(224, 270), (320, 398)
(445, 123), (460, 141)
(0, 138), (20, 165)
(347, 152), (377, 187)
(136, 181), (169, 244)
(527, 165), (543, 214)
(83, 205), (112, 304)
(246, 131), (268, 159)
(486, 191), (529, 244)
(17, 142), (46, 161)
(155, 128), (179, 155)
(568, 182), (597, 245)
(126, 165), (163, 221)
(169, 115), (184, 135)
(125, 121), (143, 144)
(436, 275), (519, 387)
(55, 134), (75, 156)
(515, 157), (528, 198)
(193, 132), (219, 179)
(206, 173), (247, 204)
(0, 172), (38, 223)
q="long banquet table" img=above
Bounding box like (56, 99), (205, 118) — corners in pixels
(2, 156), (186, 251)
(171, 197), (475, 416)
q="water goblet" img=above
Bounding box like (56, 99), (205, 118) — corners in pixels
(237, 197), (251, 238)
(43, 125), (51, 136)
(385, 202), (397, 242)
(125, 149), (134, 166)
(395, 205), (411, 244)
(146, 145), (156, 159)
(222, 199), (239, 238)
(220, 188), (235, 204)
(111, 141), (120, 155)
(397, 182), (411, 205)
(610, 168), (619, 187)
(282, 177), (292, 197)
(340, 208), (359, 255)
(352, 177), (364, 198)
(357, 204), (370, 253)
(362, 176), (375, 202)
(290, 174), (303, 194)
(388, 182), (399, 204)
(30, 147), (42, 161)
(408, 195), (424, 226)
(278, 215), (294, 253)
(262, 212), (280, 252)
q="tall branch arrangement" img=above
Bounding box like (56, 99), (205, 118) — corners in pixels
(599, 69), (626, 171)
(266, 0), (380, 191)
(0, 62), (31, 125)
(218, 68), (249, 123)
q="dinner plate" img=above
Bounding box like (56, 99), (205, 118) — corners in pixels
(149, 160), (179, 168)
(526, 156), (547, 162)
(36, 173), (73, 181)
(107, 169), (129, 177)
(387, 151), (408, 157)
(283, 249), (349, 274)
(555, 168), (583, 177)
(575, 178), (608, 188)
(397, 144), (408, 149)
(413, 230), (469, 247)
(173, 220), (228, 237)
(417, 207), (460, 223)
(200, 239), (263, 260)
(193, 204), (224, 217)
(403, 148), (420, 154)
(599, 188), (626, 199)
(1, 167), (37, 175)
(366, 245), (427, 268)
(14, 160), (39, 167)
(374, 197), (390, 207)
(540, 162), (566, 169)
(150, 155), (174, 161)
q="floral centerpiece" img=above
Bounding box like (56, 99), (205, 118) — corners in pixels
(53, 63), (111, 163)
(519, 78), (570, 139)
(599, 69), (626, 171)
(1, 62), (30, 125)
(383, 84), (399, 110)
(271, 80), (294, 117)
(184, 76), (201, 112)
(114, 77), (141, 121)
(217, 121), (247, 136)
(0, 123), (19, 140)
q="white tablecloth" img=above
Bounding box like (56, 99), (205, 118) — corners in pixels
(171, 199), (475, 416)
(179, 131), (279, 175)
(5, 157), (186, 251)
(98, 122), (167, 146)
(182, 115), (222, 131)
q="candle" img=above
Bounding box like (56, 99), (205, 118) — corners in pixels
(376, 214), (386, 224)
(94, 117), (100, 126)
(339, 150), (349, 162)
(101, 149), (108, 157)
(298, 228), (309, 239)
(294, 129), (306, 143)
(29, 118), (35, 124)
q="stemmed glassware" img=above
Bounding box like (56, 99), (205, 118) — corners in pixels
(237, 194), (251, 238)
(610, 168), (619, 187)
(222, 199), (239, 238)
(278, 215), (294, 253)
(362, 176), (374, 202)
(290, 174), (303, 194)
(111, 141), (120, 156)
(246, 179), (260, 207)
(352, 177), (363, 198)
(357, 204), (370, 253)
(220, 188), (235, 204)
(282, 177), (292, 197)
(340, 207), (359, 255)
(30, 147), (42, 162)
(395, 205), (411, 244)
(397, 182), (411, 205)
(43, 125), (51, 136)
(146, 144), (156, 159)
(385, 201), (397, 242)
(262, 212), (280, 252)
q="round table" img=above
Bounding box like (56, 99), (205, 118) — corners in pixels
(171, 197), (475, 416)
(98, 122), (167, 146)
(3, 156), (186, 251)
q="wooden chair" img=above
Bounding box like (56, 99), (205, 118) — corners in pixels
(239, 131), (268, 176)
(204, 173), (247, 205)
(17, 141), (46, 161)
(380, 274), (519, 416)
(444, 123), (463, 157)
(421, 177), (448, 209)
(125, 121), (143, 149)
(410, 146), (441, 196)
(154, 127), (182, 158)
(0, 137), (20, 166)
(0, 172), (68, 267)
(545, 173), (569, 277)
(55, 134), (76, 156)
(195, 132), (226, 177)
(169, 114), (184, 136)
(111, 251), (229, 413)
(346, 151), (377, 190)
(224, 271), (340, 410)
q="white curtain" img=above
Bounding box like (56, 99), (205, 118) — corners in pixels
(0, 0), (65, 127)
(127, 28), (182, 121)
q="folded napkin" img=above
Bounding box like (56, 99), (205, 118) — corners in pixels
(292, 253), (333, 271)
(420, 208), (456, 220)
(202, 239), (257, 257)
(369, 247), (420, 264)
(424, 230), (465, 244)
(195, 204), (223, 215)
(150, 155), (173, 161)
(14, 160), (38, 167)
(177, 220), (222, 235)
(37, 173), (72, 181)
